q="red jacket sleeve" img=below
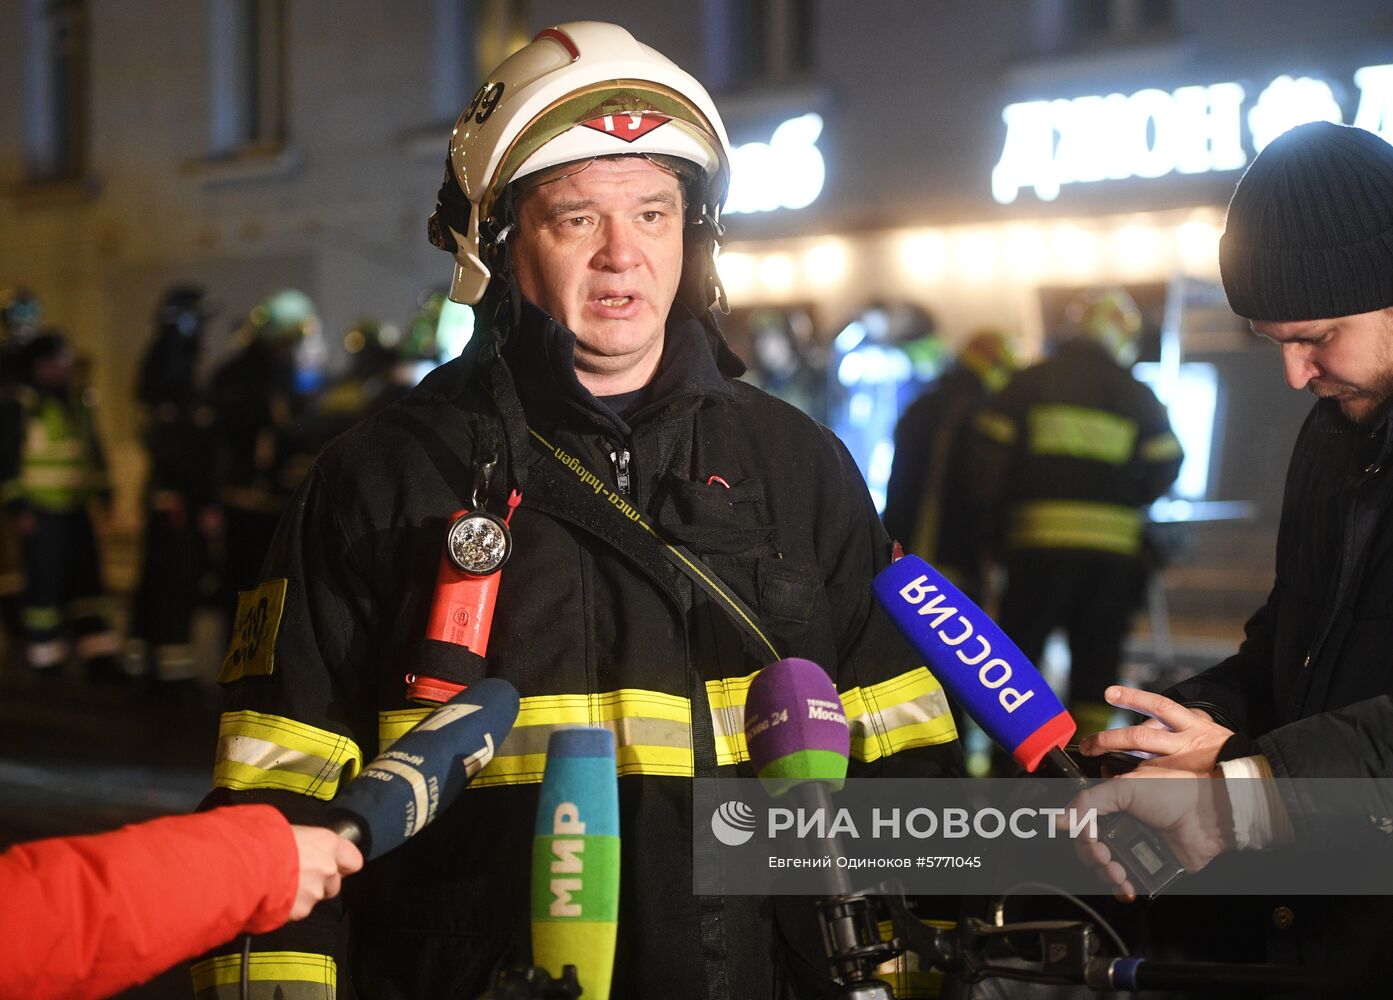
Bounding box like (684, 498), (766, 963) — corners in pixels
(0, 804), (298, 1000)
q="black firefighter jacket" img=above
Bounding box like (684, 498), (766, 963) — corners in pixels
(973, 339), (1182, 562)
(199, 302), (962, 1000)
(1167, 398), (1393, 976)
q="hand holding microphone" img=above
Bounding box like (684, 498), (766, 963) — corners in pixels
(1056, 767), (1237, 901)
(872, 555), (1185, 899)
(288, 825), (363, 919)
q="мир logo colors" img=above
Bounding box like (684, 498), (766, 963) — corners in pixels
(711, 800), (757, 846)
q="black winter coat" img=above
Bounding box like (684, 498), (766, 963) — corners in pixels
(1168, 399), (1393, 976)
(1169, 400), (1393, 767)
(201, 303), (961, 1000)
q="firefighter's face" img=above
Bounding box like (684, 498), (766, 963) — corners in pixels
(1253, 307), (1393, 424)
(511, 156), (685, 393)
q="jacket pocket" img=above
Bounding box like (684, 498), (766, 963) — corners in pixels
(759, 559), (820, 625)
(653, 473), (777, 557)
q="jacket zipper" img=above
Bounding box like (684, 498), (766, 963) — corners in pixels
(611, 445), (632, 496)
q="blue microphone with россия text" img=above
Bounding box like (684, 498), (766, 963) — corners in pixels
(872, 555), (1184, 898)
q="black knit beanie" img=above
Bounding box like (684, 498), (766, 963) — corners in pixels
(1219, 121), (1393, 321)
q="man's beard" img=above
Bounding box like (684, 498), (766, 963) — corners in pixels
(1311, 378), (1393, 424)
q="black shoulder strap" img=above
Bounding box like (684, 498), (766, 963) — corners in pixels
(526, 425), (780, 664)
(394, 363), (781, 665)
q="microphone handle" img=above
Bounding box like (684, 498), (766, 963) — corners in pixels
(1087, 956), (1342, 993)
(1043, 747), (1184, 899)
(784, 781), (855, 897)
(329, 816), (364, 846)
(1043, 746), (1088, 787)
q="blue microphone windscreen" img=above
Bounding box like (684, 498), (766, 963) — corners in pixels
(534, 728), (619, 838)
(872, 556), (1074, 771)
(328, 677), (519, 859)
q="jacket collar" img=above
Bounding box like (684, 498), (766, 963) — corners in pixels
(503, 299), (738, 436)
(1311, 397), (1393, 472)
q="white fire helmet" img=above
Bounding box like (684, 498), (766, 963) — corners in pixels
(428, 22), (733, 307)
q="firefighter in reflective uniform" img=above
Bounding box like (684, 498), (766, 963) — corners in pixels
(208, 289), (322, 603)
(0, 331), (119, 678)
(127, 286), (218, 694)
(883, 327), (1018, 601)
(0, 290), (44, 642)
(197, 22), (961, 1000)
(974, 288), (1183, 741)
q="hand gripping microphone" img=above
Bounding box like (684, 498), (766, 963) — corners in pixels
(327, 677), (520, 860)
(530, 728), (620, 1000)
(872, 555), (1183, 898)
(745, 658), (898, 998)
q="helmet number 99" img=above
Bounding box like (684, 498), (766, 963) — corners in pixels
(465, 82), (506, 126)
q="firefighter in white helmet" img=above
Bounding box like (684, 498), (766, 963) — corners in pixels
(201, 23), (961, 1000)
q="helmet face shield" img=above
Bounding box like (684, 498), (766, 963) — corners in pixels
(429, 22), (732, 307)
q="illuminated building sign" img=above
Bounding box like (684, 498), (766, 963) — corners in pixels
(725, 113), (826, 214)
(992, 63), (1393, 204)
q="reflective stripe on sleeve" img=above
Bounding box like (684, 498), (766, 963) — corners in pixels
(1006, 499), (1141, 556)
(841, 668), (957, 763)
(213, 711), (363, 801)
(191, 951), (336, 1000)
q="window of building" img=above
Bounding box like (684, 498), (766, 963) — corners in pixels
(208, 0), (287, 159)
(702, 0), (815, 93)
(432, 0), (530, 125)
(23, 0), (90, 182)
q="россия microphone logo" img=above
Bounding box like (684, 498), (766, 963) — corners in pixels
(711, 800), (757, 846)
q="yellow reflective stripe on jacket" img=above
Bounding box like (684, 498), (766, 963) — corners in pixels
(707, 670), (759, 765)
(380, 689), (695, 786)
(1026, 404), (1137, 465)
(192, 951), (336, 1000)
(213, 711), (363, 801)
(840, 668), (957, 763)
(1139, 431), (1183, 462)
(1007, 499), (1141, 556)
(379, 670), (956, 783)
(975, 409), (1016, 445)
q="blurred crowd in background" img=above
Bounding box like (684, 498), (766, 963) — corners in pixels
(0, 282), (471, 700)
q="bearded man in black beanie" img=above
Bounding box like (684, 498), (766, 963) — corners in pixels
(1060, 121), (1393, 982)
